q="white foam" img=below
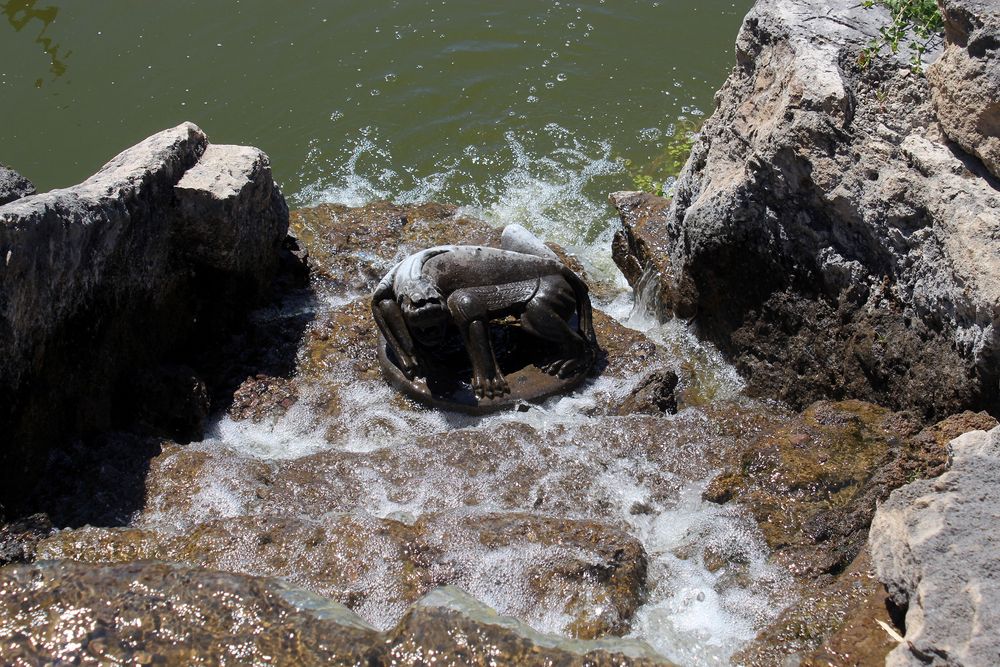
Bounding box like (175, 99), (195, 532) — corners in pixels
(168, 124), (792, 663)
(292, 123), (630, 287)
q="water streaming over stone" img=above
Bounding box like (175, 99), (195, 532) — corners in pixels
(36, 191), (794, 665)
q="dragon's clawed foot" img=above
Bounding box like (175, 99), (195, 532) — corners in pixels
(473, 372), (510, 400)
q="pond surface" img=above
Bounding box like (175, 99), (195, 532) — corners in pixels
(2, 0), (748, 243)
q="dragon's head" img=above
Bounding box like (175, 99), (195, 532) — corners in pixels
(400, 278), (448, 347)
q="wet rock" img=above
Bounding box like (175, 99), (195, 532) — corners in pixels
(0, 560), (386, 666)
(0, 513), (52, 565)
(0, 122), (289, 505)
(928, 0), (1000, 179)
(616, 369), (679, 416)
(735, 548), (899, 667)
(40, 510), (648, 640)
(387, 586), (672, 666)
(610, 191), (687, 322)
(290, 201), (501, 298)
(710, 401), (996, 662)
(870, 424), (1000, 666)
(611, 0), (1000, 420)
(415, 512), (648, 640)
(0, 560), (671, 666)
(39, 514), (430, 623)
(0, 164), (35, 205)
(227, 373), (299, 422)
(702, 401), (996, 576)
(128, 364), (211, 442)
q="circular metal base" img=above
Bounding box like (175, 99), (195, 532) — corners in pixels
(377, 337), (593, 414)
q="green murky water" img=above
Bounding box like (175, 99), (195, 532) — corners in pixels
(2, 0), (749, 222)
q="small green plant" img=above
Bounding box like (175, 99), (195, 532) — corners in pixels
(622, 118), (702, 198)
(859, 0), (944, 73)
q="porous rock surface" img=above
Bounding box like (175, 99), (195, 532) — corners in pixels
(870, 424), (1000, 666)
(612, 0), (1000, 419)
(0, 560), (671, 666)
(928, 0), (1000, 179)
(0, 165), (35, 205)
(0, 122), (288, 504)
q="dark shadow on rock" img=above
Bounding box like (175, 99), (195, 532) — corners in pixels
(945, 138), (1000, 193)
(5, 242), (312, 529)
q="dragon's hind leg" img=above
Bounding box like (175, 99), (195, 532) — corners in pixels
(520, 276), (590, 378)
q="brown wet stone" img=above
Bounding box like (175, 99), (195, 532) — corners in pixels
(387, 588), (674, 666)
(706, 401), (997, 663)
(0, 560), (385, 666)
(289, 201), (501, 297)
(703, 400), (924, 576)
(227, 374), (298, 422)
(39, 510), (649, 640)
(0, 559), (671, 666)
(416, 512), (648, 640)
(734, 549), (897, 667)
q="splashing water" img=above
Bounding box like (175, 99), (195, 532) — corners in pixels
(141, 122), (793, 664)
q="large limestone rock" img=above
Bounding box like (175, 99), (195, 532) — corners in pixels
(928, 0), (1000, 179)
(612, 0), (1000, 419)
(0, 122), (289, 506)
(870, 425), (1000, 666)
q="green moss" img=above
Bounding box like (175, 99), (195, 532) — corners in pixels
(621, 119), (702, 197)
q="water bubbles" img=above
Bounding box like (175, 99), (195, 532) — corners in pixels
(550, 51), (559, 59)
(555, 72), (567, 82)
(637, 127), (662, 142)
(544, 81), (555, 89)
(383, 72), (397, 82)
(329, 109), (344, 122)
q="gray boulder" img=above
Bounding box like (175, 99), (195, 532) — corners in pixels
(870, 425), (1000, 666)
(0, 122), (288, 505)
(0, 165), (35, 205)
(612, 0), (999, 419)
(927, 0), (1000, 179)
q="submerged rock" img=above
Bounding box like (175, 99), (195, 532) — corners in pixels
(870, 424), (1000, 666)
(0, 165), (35, 205)
(0, 122), (289, 506)
(928, 0), (1000, 179)
(611, 0), (1000, 420)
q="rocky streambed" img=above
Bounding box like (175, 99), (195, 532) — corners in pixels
(2, 0), (1000, 665)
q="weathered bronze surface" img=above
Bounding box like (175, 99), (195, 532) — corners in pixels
(372, 224), (597, 412)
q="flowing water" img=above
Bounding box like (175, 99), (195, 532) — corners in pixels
(2, 1), (804, 664)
